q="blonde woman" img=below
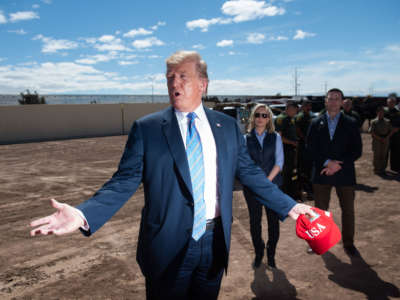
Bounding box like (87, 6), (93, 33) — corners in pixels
(243, 104), (284, 268)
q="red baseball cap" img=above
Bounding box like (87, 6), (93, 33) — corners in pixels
(296, 207), (341, 255)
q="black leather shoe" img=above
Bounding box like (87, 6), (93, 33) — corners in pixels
(344, 245), (360, 257)
(253, 253), (263, 268)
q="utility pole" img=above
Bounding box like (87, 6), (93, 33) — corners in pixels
(294, 67), (300, 97)
(324, 81), (328, 95)
(368, 84), (374, 96)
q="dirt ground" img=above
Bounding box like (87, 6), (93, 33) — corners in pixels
(0, 132), (399, 300)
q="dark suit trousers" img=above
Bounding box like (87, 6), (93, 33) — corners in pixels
(243, 188), (280, 256)
(282, 145), (299, 199)
(389, 131), (400, 172)
(313, 184), (355, 247)
(145, 222), (225, 300)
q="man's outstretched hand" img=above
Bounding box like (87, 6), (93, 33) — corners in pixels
(30, 198), (85, 236)
(288, 203), (314, 221)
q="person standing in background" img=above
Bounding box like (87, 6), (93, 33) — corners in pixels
(343, 99), (363, 129)
(384, 96), (400, 173)
(243, 104), (284, 269)
(306, 88), (362, 256)
(275, 101), (300, 201)
(369, 106), (393, 175)
(295, 100), (314, 200)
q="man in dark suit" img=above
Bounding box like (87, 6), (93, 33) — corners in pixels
(30, 51), (312, 299)
(306, 88), (362, 256)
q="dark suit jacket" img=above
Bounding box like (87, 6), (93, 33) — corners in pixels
(306, 112), (362, 186)
(77, 106), (296, 279)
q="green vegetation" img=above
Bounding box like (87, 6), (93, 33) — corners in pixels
(18, 90), (46, 105)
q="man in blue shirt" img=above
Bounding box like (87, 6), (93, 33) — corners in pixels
(306, 88), (362, 256)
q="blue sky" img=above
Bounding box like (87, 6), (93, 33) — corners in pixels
(0, 0), (399, 96)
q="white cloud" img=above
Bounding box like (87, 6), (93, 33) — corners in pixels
(75, 58), (97, 65)
(193, 44), (205, 50)
(0, 61), (168, 94)
(118, 61), (139, 66)
(81, 37), (97, 44)
(76, 53), (117, 65)
(9, 11), (39, 23)
(186, 0), (284, 32)
(132, 37), (164, 49)
(123, 28), (153, 38)
(8, 29), (27, 35)
(270, 35), (288, 41)
(1, 45), (398, 95)
(32, 4), (40, 9)
(385, 44), (400, 53)
(33, 34), (79, 53)
(217, 39), (234, 47)
(186, 18), (228, 32)
(206, 44), (400, 95)
(98, 35), (115, 43)
(41, 0), (52, 4)
(94, 38), (129, 52)
(222, 0), (285, 22)
(123, 54), (138, 59)
(293, 29), (316, 40)
(151, 21), (166, 31)
(148, 55), (161, 59)
(0, 11), (7, 24)
(247, 33), (265, 44)
(79, 53), (139, 66)
(95, 43), (127, 52)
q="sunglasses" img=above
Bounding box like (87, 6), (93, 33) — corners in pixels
(254, 113), (269, 119)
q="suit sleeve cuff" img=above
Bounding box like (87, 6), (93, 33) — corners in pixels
(75, 207), (90, 231)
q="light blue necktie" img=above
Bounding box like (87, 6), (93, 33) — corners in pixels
(186, 112), (206, 241)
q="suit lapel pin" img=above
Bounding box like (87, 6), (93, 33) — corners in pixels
(216, 123), (222, 127)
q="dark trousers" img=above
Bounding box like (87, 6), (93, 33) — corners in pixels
(145, 222), (225, 300)
(282, 146), (299, 200)
(389, 132), (400, 172)
(243, 188), (280, 257)
(297, 141), (313, 193)
(313, 184), (355, 248)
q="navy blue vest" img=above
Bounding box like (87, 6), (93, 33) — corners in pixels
(246, 130), (283, 187)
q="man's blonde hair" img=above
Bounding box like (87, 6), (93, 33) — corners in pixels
(166, 50), (209, 83)
(247, 103), (275, 133)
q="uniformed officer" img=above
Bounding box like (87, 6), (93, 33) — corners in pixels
(369, 106), (393, 174)
(384, 96), (400, 173)
(275, 101), (300, 200)
(343, 99), (363, 129)
(296, 100), (313, 200)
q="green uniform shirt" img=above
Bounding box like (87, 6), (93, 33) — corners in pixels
(369, 118), (392, 137)
(295, 111), (312, 140)
(344, 109), (362, 127)
(275, 112), (297, 142)
(384, 107), (400, 128)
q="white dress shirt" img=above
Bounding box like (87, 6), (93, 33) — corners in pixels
(175, 104), (220, 220)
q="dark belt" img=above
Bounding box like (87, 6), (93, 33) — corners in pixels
(206, 216), (222, 231)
